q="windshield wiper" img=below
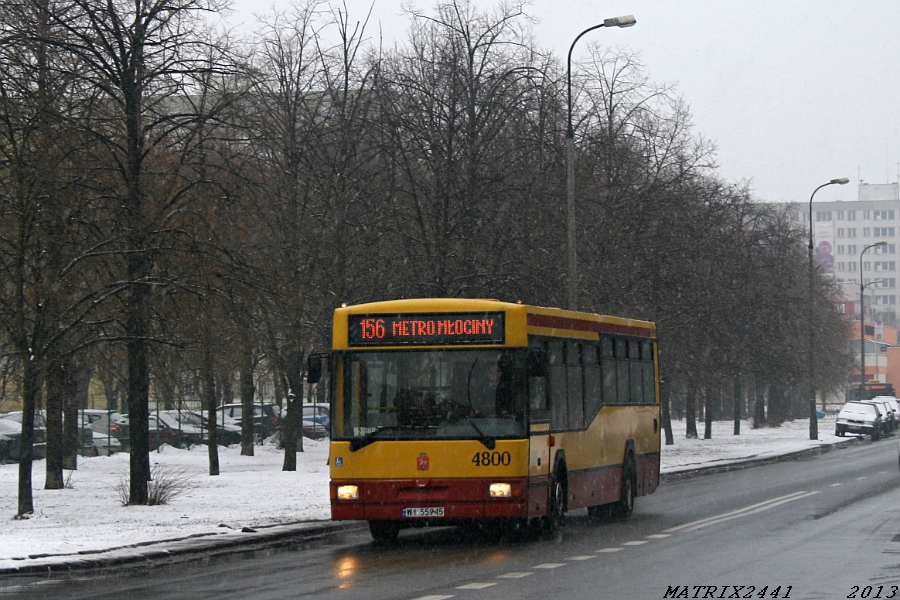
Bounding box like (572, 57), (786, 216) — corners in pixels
(461, 415), (495, 450)
(349, 427), (393, 451)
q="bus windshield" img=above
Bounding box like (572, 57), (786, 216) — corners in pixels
(334, 349), (527, 442)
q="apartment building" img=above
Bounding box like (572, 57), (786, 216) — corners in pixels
(780, 182), (900, 328)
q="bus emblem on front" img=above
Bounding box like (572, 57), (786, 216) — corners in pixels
(417, 453), (429, 471)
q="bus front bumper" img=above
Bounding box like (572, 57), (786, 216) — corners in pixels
(331, 478), (529, 521)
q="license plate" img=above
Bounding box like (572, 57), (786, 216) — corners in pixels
(402, 507), (444, 518)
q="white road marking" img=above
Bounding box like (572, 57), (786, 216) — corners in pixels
(497, 572), (533, 579)
(595, 548), (624, 553)
(532, 563), (567, 569)
(829, 483), (842, 487)
(621, 541), (648, 546)
(665, 491), (820, 533)
(646, 534), (670, 539)
(857, 476), (868, 480)
(456, 583), (497, 589)
(566, 555), (597, 560)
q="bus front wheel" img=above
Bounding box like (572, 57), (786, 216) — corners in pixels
(369, 520), (400, 543)
(543, 475), (566, 534)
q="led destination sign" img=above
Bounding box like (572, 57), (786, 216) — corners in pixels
(348, 312), (505, 346)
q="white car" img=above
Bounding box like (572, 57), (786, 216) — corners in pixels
(872, 396), (900, 428)
(835, 401), (882, 440)
(862, 400), (894, 434)
(91, 430), (122, 455)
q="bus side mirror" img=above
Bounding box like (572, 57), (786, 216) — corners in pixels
(526, 348), (548, 378)
(307, 354), (323, 384)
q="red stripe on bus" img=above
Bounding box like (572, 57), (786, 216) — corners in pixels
(526, 313), (653, 338)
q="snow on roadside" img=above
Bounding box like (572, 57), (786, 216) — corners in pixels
(662, 417), (850, 472)
(0, 439), (331, 566)
(0, 417), (854, 567)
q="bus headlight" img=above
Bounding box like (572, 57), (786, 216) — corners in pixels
(336, 485), (359, 500)
(489, 483), (512, 498)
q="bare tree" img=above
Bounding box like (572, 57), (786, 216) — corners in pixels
(40, 0), (232, 504)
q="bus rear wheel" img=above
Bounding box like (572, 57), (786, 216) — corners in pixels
(368, 520), (400, 543)
(612, 457), (636, 519)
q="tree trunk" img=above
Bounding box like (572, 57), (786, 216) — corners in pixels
(17, 361), (39, 517)
(733, 376), (741, 436)
(703, 386), (713, 440)
(62, 362), (88, 471)
(685, 380), (698, 439)
(126, 256), (151, 505)
(202, 343), (220, 477)
(660, 378), (674, 446)
(282, 355), (305, 471)
(44, 360), (66, 489)
(753, 380), (766, 428)
(239, 340), (255, 457)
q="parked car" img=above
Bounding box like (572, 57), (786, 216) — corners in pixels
(302, 416), (328, 440)
(302, 403), (330, 432)
(80, 409), (130, 451)
(217, 403), (281, 440)
(835, 401), (882, 440)
(872, 396), (900, 431)
(171, 410), (243, 446)
(0, 413), (47, 462)
(91, 430), (122, 455)
(148, 413), (204, 449)
(863, 400), (894, 434)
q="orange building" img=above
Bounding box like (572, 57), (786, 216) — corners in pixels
(849, 320), (899, 389)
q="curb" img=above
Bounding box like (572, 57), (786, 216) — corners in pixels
(0, 520), (364, 577)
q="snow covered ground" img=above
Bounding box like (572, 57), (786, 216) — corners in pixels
(0, 417), (855, 568)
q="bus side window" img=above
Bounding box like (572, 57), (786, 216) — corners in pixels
(567, 342), (584, 429)
(642, 341), (657, 403)
(615, 337), (630, 404)
(549, 341), (568, 430)
(601, 336), (617, 404)
(629, 339), (643, 403)
(584, 344), (601, 423)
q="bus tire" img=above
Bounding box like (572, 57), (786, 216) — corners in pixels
(369, 520), (400, 543)
(545, 472), (566, 534)
(612, 455), (636, 519)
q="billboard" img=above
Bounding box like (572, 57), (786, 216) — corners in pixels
(815, 222), (835, 276)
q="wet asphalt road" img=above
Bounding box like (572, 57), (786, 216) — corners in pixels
(2, 438), (898, 600)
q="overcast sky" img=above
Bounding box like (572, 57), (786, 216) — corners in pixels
(221, 0), (900, 205)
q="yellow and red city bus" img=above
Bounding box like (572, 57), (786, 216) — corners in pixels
(308, 298), (660, 541)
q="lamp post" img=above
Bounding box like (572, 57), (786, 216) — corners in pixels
(859, 242), (888, 400)
(807, 177), (848, 439)
(565, 15), (636, 311)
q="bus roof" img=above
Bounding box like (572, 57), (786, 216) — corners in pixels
(332, 299), (656, 349)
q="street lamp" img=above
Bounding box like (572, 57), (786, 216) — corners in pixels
(565, 15), (637, 311)
(859, 242), (888, 400)
(807, 177), (848, 440)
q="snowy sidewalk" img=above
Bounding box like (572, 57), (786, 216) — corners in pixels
(0, 418), (862, 573)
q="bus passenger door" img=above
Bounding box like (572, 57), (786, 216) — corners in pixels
(527, 346), (551, 518)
